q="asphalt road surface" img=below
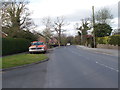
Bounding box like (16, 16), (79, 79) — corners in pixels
(3, 45), (118, 88)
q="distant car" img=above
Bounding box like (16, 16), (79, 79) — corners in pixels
(29, 41), (47, 53)
(66, 43), (71, 46)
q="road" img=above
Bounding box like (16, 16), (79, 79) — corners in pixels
(3, 45), (118, 88)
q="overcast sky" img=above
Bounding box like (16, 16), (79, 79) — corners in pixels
(27, 0), (119, 36)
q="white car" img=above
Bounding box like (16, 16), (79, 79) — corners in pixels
(66, 43), (71, 46)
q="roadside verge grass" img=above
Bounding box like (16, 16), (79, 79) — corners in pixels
(2, 54), (48, 69)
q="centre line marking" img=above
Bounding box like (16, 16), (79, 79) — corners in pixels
(96, 61), (118, 72)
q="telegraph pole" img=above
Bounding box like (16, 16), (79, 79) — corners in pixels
(92, 6), (96, 48)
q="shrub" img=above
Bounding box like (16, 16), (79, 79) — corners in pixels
(97, 36), (109, 44)
(109, 35), (120, 46)
(2, 37), (31, 55)
(97, 35), (120, 46)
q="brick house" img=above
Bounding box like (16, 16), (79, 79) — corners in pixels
(37, 34), (58, 45)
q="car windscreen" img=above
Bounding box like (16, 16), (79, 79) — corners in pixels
(32, 42), (44, 45)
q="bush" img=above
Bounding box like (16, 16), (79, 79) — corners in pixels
(97, 35), (120, 46)
(2, 38), (31, 55)
(97, 36), (109, 44)
(109, 35), (120, 46)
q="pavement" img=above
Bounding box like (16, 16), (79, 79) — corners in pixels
(77, 45), (119, 56)
(2, 45), (118, 88)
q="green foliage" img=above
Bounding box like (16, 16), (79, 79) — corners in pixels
(14, 30), (38, 41)
(97, 35), (120, 46)
(94, 23), (112, 37)
(2, 28), (38, 41)
(109, 35), (120, 46)
(76, 19), (91, 36)
(2, 37), (31, 55)
(97, 36), (109, 44)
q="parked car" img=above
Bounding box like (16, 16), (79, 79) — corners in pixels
(29, 41), (47, 53)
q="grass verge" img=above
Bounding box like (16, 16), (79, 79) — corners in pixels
(1, 54), (48, 69)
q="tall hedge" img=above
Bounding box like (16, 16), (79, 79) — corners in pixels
(2, 38), (31, 55)
(97, 36), (109, 44)
(109, 35), (120, 46)
(97, 35), (120, 46)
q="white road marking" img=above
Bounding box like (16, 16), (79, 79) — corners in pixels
(95, 61), (119, 72)
(69, 47), (118, 72)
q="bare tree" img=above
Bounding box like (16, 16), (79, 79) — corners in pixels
(95, 7), (113, 24)
(42, 17), (53, 38)
(53, 16), (67, 46)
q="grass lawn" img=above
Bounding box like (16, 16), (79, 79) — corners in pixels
(1, 54), (48, 69)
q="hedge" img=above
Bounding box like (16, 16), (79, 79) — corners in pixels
(2, 38), (31, 55)
(109, 35), (120, 46)
(97, 36), (110, 44)
(97, 35), (120, 46)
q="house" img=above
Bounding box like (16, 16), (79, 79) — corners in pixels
(49, 37), (58, 44)
(37, 33), (51, 44)
(37, 33), (58, 45)
(37, 34), (46, 43)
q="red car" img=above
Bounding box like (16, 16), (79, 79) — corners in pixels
(29, 41), (47, 53)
